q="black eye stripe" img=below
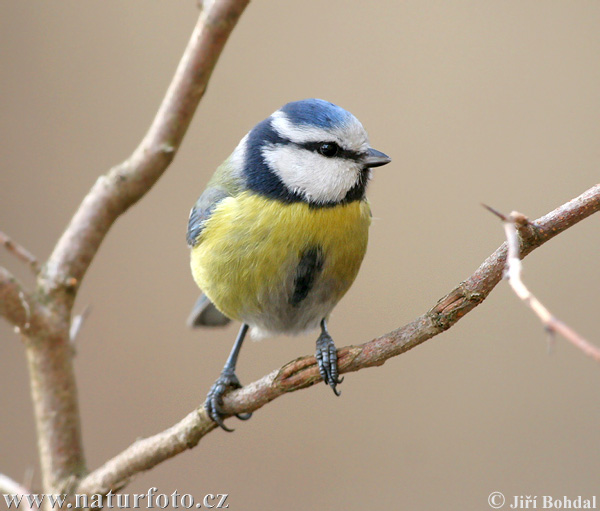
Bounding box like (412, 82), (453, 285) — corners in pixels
(298, 141), (363, 161)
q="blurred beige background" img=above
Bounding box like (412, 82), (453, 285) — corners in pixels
(1, 2), (599, 510)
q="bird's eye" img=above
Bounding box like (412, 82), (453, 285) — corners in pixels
(318, 142), (339, 158)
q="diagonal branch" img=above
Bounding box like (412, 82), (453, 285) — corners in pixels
(75, 184), (600, 497)
(37, 0), (250, 310)
(0, 473), (34, 511)
(0, 231), (40, 274)
(0, 472), (31, 495)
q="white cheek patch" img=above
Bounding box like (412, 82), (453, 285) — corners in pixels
(262, 144), (362, 203)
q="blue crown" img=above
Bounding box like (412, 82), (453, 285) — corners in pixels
(279, 99), (353, 130)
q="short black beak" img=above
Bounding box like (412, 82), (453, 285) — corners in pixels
(363, 148), (391, 168)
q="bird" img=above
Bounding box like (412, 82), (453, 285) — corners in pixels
(186, 98), (390, 431)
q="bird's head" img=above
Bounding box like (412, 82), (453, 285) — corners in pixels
(231, 99), (391, 207)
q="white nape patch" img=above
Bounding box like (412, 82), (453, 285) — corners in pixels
(271, 110), (370, 153)
(262, 143), (364, 204)
(228, 133), (248, 174)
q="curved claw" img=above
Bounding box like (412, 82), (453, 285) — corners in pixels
(329, 376), (344, 396)
(206, 400), (234, 432)
(205, 371), (248, 432)
(316, 327), (343, 396)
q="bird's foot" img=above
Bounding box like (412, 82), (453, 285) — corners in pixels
(315, 330), (344, 396)
(205, 369), (252, 432)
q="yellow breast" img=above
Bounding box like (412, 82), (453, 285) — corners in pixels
(190, 191), (371, 334)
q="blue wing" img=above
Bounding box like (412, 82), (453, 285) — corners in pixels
(186, 188), (232, 328)
(187, 156), (245, 326)
(186, 187), (230, 247)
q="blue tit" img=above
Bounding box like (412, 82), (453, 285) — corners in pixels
(187, 98), (391, 430)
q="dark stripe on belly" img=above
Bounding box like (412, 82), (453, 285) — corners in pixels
(290, 247), (324, 306)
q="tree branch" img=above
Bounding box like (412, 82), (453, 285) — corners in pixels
(489, 208), (600, 362)
(0, 473), (34, 511)
(0, 231), (40, 274)
(14, 0), (249, 497)
(0, 267), (46, 333)
(38, 0), (250, 310)
(76, 410), (217, 496)
(74, 184), (600, 496)
(0, 472), (32, 496)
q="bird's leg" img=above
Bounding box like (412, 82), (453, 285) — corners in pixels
(315, 318), (344, 396)
(205, 323), (252, 431)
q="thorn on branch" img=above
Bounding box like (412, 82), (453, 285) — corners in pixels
(491, 206), (600, 364)
(18, 291), (31, 331)
(0, 231), (40, 274)
(481, 203), (507, 221)
(70, 305), (91, 348)
(546, 326), (557, 355)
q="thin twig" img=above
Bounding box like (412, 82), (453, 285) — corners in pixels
(74, 184), (600, 497)
(0, 472), (31, 495)
(0, 231), (40, 274)
(494, 208), (600, 363)
(0, 473), (34, 510)
(0, 267), (45, 334)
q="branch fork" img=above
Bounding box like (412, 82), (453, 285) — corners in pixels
(484, 203), (600, 363)
(1, 0), (598, 502)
